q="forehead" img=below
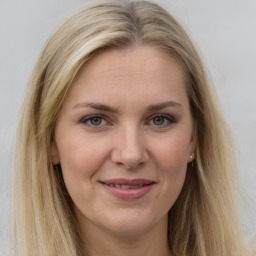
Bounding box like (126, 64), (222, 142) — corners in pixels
(74, 46), (184, 85)
(62, 46), (188, 110)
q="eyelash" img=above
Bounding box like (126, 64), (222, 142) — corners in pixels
(79, 114), (176, 128)
(147, 114), (176, 127)
(79, 115), (110, 127)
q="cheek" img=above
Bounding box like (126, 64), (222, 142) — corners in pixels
(153, 134), (189, 202)
(57, 131), (108, 172)
(56, 132), (110, 197)
(154, 132), (190, 170)
(160, 144), (187, 190)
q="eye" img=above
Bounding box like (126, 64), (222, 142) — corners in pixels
(153, 116), (165, 125)
(148, 114), (176, 127)
(80, 115), (108, 127)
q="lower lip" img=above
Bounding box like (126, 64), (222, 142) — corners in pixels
(101, 183), (154, 200)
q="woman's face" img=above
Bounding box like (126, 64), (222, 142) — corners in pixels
(51, 46), (195, 237)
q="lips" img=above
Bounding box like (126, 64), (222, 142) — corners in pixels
(100, 179), (155, 200)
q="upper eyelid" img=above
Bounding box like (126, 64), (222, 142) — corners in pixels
(80, 114), (107, 121)
(147, 113), (176, 121)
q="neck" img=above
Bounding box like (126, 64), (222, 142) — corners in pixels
(78, 216), (171, 256)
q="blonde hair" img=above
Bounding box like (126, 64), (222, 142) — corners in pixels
(12, 0), (251, 255)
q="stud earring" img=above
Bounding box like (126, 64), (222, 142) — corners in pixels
(189, 154), (194, 160)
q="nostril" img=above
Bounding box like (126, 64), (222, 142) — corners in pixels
(114, 160), (144, 170)
(110, 131), (149, 169)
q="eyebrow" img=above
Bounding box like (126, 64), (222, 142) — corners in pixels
(73, 102), (118, 112)
(146, 101), (182, 112)
(73, 100), (182, 112)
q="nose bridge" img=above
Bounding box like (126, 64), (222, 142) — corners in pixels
(111, 122), (148, 169)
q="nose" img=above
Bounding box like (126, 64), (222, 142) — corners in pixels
(110, 125), (149, 169)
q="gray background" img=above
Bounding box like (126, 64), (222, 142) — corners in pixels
(0, 0), (255, 254)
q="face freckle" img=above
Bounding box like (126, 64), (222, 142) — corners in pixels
(51, 46), (196, 238)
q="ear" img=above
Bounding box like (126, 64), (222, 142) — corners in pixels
(51, 140), (60, 165)
(188, 130), (197, 163)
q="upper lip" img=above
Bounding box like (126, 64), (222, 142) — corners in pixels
(100, 179), (155, 186)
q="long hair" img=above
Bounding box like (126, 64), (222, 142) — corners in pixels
(12, 0), (251, 255)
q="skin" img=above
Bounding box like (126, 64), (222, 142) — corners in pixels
(51, 46), (196, 256)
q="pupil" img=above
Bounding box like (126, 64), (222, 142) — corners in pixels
(154, 117), (164, 125)
(91, 117), (101, 126)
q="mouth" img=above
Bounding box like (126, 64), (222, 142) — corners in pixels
(100, 179), (155, 200)
(106, 184), (144, 189)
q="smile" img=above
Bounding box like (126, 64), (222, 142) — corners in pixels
(100, 179), (155, 200)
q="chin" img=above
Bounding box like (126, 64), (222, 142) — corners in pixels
(98, 210), (168, 237)
(105, 221), (154, 237)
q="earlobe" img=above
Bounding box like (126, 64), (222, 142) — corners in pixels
(188, 132), (197, 162)
(188, 153), (195, 162)
(51, 140), (60, 165)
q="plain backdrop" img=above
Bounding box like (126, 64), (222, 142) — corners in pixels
(0, 0), (255, 254)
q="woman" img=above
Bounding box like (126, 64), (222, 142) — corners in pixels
(12, 0), (252, 255)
